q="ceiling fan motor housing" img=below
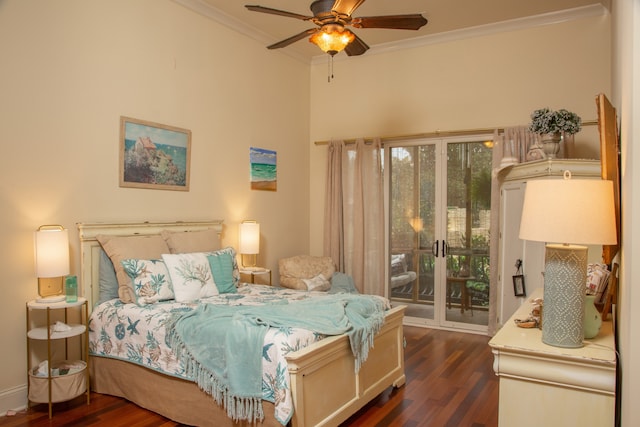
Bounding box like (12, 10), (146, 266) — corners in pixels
(310, 0), (335, 15)
(311, 0), (349, 25)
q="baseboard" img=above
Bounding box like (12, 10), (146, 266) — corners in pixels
(0, 384), (27, 416)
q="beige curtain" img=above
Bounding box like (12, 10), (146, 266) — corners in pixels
(324, 140), (344, 270)
(496, 126), (539, 164)
(324, 138), (385, 296)
(488, 131), (503, 335)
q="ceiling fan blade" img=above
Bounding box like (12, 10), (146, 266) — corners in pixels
(267, 28), (318, 50)
(331, 0), (367, 17)
(352, 14), (428, 30)
(245, 5), (312, 21)
(344, 34), (369, 56)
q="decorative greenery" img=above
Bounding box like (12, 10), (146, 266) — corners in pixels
(528, 108), (582, 135)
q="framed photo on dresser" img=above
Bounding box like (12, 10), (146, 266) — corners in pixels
(513, 274), (526, 297)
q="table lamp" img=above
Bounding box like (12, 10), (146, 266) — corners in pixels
(34, 225), (70, 303)
(239, 220), (260, 269)
(519, 171), (617, 348)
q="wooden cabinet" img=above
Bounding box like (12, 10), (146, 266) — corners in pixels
(26, 298), (90, 418)
(489, 288), (616, 427)
(496, 159), (601, 325)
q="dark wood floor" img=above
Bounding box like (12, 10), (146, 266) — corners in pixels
(1, 326), (498, 427)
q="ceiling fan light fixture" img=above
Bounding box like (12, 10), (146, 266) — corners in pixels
(309, 24), (355, 56)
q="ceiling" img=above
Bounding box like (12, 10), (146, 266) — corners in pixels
(174, 0), (609, 61)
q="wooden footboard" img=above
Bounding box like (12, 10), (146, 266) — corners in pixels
(91, 305), (405, 427)
(287, 305), (406, 427)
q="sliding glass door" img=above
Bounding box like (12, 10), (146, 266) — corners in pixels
(387, 136), (492, 331)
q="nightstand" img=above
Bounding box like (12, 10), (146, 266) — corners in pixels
(239, 268), (272, 286)
(26, 298), (90, 418)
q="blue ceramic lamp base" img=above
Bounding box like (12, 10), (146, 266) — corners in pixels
(542, 244), (587, 348)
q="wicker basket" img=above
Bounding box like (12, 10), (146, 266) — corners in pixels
(28, 360), (87, 403)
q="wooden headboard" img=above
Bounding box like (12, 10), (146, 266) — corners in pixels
(77, 220), (224, 310)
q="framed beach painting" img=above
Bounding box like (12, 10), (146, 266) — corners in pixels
(250, 147), (277, 191)
(119, 116), (191, 191)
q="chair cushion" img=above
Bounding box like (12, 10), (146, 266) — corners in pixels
(278, 255), (336, 291)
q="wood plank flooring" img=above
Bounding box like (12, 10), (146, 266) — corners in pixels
(1, 326), (498, 427)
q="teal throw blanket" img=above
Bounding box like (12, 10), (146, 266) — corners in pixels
(166, 294), (386, 423)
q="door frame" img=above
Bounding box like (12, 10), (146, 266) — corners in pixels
(385, 134), (492, 333)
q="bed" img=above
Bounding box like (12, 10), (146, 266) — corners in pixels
(78, 220), (406, 427)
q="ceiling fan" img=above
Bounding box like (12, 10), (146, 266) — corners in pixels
(245, 0), (428, 57)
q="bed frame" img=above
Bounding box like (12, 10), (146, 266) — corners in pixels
(78, 221), (406, 427)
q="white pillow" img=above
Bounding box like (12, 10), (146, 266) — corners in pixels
(161, 253), (218, 302)
(121, 258), (174, 306)
(302, 274), (331, 292)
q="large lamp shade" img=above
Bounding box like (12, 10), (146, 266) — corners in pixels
(519, 173), (616, 348)
(519, 176), (617, 246)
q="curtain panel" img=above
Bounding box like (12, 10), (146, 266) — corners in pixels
(324, 139), (385, 296)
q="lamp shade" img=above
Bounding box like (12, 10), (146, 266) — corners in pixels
(35, 226), (70, 278)
(519, 175), (617, 246)
(239, 221), (260, 255)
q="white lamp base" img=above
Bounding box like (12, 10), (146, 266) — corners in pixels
(542, 244), (587, 348)
(35, 295), (66, 304)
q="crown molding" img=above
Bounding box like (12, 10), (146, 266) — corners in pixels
(172, 0), (309, 63)
(313, 3), (609, 65)
(171, 1), (608, 66)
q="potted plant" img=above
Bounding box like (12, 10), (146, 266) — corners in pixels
(528, 108), (582, 159)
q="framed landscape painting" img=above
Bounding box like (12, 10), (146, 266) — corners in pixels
(119, 116), (191, 191)
(250, 147), (277, 191)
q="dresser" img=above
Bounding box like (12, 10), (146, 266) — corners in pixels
(489, 289), (616, 427)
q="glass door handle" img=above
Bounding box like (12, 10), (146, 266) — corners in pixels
(442, 240), (448, 257)
(432, 241), (439, 257)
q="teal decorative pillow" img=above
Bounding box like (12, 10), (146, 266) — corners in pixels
(121, 258), (174, 306)
(97, 249), (119, 305)
(206, 247), (240, 288)
(162, 253), (218, 302)
(207, 251), (237, 294)
(328, 272), (359, 294)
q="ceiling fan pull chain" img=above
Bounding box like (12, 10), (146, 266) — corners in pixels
(331, 55), (335, 81)
(327, 54), (335, 83)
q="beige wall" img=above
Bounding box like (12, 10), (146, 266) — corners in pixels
(308, 13), (611, 255)
(613, 0), (640, 425)
(0, 0), (310, 408)
(0, 0), (624, 420)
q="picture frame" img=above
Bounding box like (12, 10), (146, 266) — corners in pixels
(250, 147), (277, 191)
(513, 274), (526, 297)
(119, 116), (191, 191)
